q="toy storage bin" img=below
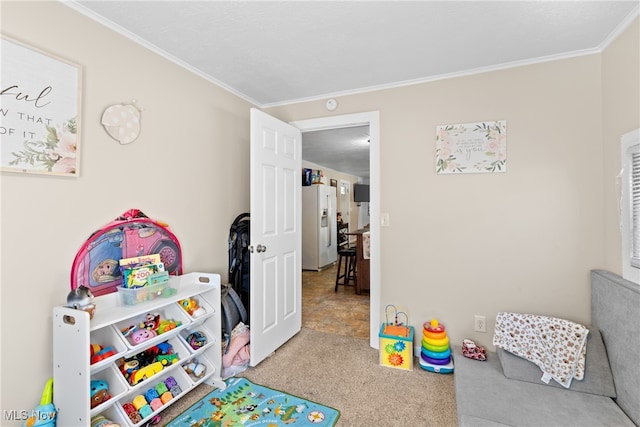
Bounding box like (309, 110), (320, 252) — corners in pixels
(116, 368), (193, 427)
(178, 325), (215, 355)
(93, 405), (128, 427)
(113, 304), (192, 350)
(181, 354), (216, 387)
(120, 336), (190, 389)
(176, 294), (215, 322)
(90, 364), (129, 416)
(90, 325), (128, 372)
(379, 324), (415, 371)
(117, 281), (170, 306)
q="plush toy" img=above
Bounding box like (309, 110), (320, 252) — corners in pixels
(141, 313), (160, 330)
(183, 359), (206, 378)
(67, 285), (96, 319)
(90, 380), (111, 409)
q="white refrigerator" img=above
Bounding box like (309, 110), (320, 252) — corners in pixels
(302, 185), (338, 270)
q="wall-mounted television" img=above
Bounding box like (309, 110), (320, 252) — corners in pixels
(353, 184), (370, 203)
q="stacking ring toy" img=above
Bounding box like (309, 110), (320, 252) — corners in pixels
(423, 329), (447, 340)
(421, 353), (451, 365)
(422, 335), (449, 347)
(422, 339), (450, 352)
(421, 347), (451, 360)
(424, 319), (445, 333)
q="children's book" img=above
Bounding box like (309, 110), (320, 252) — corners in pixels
(148, 271), (170, 286)
(119, 254), (162, 268)
(122, 262), (164, 288)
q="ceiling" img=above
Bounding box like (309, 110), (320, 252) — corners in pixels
(66, 1), (638, 180)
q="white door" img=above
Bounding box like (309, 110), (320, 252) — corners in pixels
(249, 108), (302, 366)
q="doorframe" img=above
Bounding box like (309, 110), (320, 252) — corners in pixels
(291, 111), (380, 349)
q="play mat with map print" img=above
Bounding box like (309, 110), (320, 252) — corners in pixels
(166, 377), (340, 426)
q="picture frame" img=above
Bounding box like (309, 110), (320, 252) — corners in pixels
(330, 179), (337, 187)
(436, 120), (507, 174)
(1, 35), (82, 176)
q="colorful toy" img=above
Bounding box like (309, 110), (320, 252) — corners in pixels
(119, 340), (178, 385)
(121, 402), (142, 424)
(419, 318), (454, 374)
(155, 381), (169, 395)
(24, 378), (56, 427)
(132, 395), (147, 410)
(90, 343), (102, 356)
(123, 313), (182, 343)
(141, 313), (160, 330)
(90, 345), (117, 364)
(129, 328), (157, 345)
(150, 398), (163, 411)
(157, 319), (181, 334)
(139, 404), (153, 418)
(165, 376), (177, 388)
(131, 361), (164, 385)
(145, 388), (160, 403)
(160, 391), (173, 404)
(89, 380), (111, 409)
(379, 305), (414, 371)
(178, 297), (206, 317)
(90, 414), (121, 427)
(186, 331), (207, 350)
(165, 376), (182, 396)
(183, 359), (207, 378)
(157, 353), (179, 366)
(156, 342), (173, 354)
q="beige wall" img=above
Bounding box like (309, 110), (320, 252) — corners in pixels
(2, 1), (638, 420)
(602, 18), (640, 274)
(267, 20), (638, 354)
(1, 2), (254, 418)
(268, 53), (605, 349)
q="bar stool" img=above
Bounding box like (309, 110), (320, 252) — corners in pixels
(335, 247), (357, 292)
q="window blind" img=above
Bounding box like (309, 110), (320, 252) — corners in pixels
(631, 146), (640, 267)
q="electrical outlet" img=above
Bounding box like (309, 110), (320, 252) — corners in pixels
(474, 315), (487, 333)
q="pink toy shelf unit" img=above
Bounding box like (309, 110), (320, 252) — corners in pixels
(379, 305), (414, 371)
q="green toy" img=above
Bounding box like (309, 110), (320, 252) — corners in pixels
(24, 378), (56, 427)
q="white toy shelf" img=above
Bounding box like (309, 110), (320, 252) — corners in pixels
(53, 272), (225, 426)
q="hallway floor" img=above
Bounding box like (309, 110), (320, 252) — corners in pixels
(302, 262), (369, 340)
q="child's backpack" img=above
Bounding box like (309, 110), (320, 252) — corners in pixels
(228, 213), (250, 311)
(71, 209), (182, 296)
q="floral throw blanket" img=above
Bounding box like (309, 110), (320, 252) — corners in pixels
(493, 312), (589, 388)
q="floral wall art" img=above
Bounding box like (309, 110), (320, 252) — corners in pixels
(436, 120), (507, 174)
(1, 36), (82, 176)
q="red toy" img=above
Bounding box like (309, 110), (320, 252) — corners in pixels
(90, 344), (117, 364)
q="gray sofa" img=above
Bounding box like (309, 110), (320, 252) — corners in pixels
(453, 270), (640, 426)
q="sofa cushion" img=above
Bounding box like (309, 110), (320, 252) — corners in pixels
(453, 347), (634, 427)
(497, 328), (616, 398)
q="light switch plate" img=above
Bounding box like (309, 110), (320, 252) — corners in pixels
(381, 212), (390, 227)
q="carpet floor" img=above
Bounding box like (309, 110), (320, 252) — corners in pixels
(158, 328), (458, 427)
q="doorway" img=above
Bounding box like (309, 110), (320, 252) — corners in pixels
(292, 111), (380, 349)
